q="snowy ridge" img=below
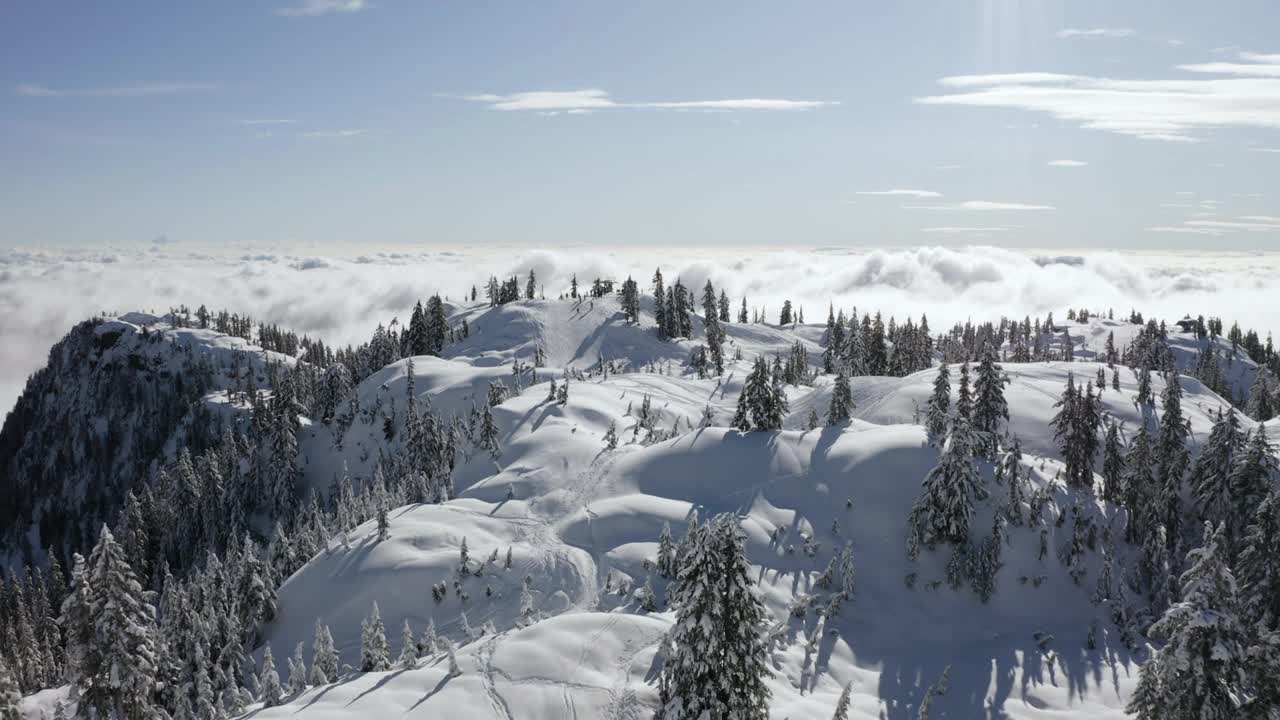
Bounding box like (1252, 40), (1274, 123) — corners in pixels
(10, 297), (1279, 719)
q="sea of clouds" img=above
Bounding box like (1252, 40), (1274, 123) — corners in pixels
(2, 243), (1278, 415)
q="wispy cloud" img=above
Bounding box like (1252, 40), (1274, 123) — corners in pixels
(1254, 147), (1280, 153)
(445, 88), (837, 113)
(1055, 28), (1137, 39)
(917, 53), (1280, 143)
(16, 82), (213, 98)
(1147, 215), (1280, 235)
(276, 0), (368, 17)
(1047, 159), (1088, 167)
(921, 226), (1019, 237)
(855, 189), (942, 198)
(239, 119), (297, 126)
(907, 201), (1056, 211)
(300, 129), (370, 138)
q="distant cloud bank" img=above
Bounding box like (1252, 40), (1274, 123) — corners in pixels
(3, 244), (1280, 415)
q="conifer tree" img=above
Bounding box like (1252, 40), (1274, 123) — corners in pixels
(311, 619), (338, 685)
(78, 526), (159, 720)
(288, 642), (308, 695)
(0, 659), (19, 720)
(360, 602), (390, 672)
(1156, 372), (1190, 545)
(972, 342), (1009, 457)
(998, 437), (1027, 526)
(1238, 488), (1280, 631)
(831, 682), (851, 720)
(479, 404), (501, 459)
(907, 417), (980, 558)
(656, 514), (772, 720)
(1246, 368), (1273, 421)
(398, 620), (417, 670)
(925, 363), (951, 437)
(827, 371), (854, 425)
(955, 361), (972, 422)
(1101, 421), (1125, 505)
(1128, 522), (1249, 720)
(1228, 425), (1278, 539)
(1122, 424), (1157, 543)
(258, 644), (283, 708)
(1191, 409), (1245, 532)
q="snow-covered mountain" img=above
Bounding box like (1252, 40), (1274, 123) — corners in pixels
(5, 294), (1278, 720)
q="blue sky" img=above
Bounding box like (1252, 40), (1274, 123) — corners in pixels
(2, 0), (1278, 249)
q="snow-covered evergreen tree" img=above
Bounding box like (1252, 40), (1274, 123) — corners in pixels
(258, 644), (283, 708)
(1155, 372), (1190, 546)
(360, 602), (390, 672)
(1128, 522), (1249, 720)
(907, 417), (980, 558)
(925, 363), (950, 437)
(76, 525), (158, 720)
(311, 620), (338, 685)
(657, 514), (772, 720)
(972, 341), (1009, 457)
(0, 659), (20, 720)
(1191, 408), (1245, 533)
(397, 620), (417, 670)
(288, 642), (308, 696)
(827, 371), (853, 425)
(1228, 425), (1278, 542)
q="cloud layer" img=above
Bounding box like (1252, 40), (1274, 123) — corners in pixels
(4, 245), (1280, 415)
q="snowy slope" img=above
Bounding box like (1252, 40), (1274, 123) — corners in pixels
(15, 301), (1276, 720)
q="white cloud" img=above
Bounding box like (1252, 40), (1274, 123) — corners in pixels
(906, 201), (1056, 211)
(300, 129), (370, 138)
(1047, 160), (1088, 167)
(16, 82), (213, 98)
(1055, 28), (1137, 39)
(918, 54), (1280, 143)
(855, 189), (943, 198)
(447, 88), (837, 113)
(5, 245), (1280, 414)
(276, 0), (368, 16)
(1255, 148), (1280, 153)
(239, 119), (297, 126)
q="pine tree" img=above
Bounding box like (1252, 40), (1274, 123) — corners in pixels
(0, 659), (19, 720)
(79, 525), (158, 720)
(831, 682), (852, 720)
(998, 438), (1027, 526)
(288, 642), (308, 695)
(1049, 374), (1099, 488)
(1228, 425), (1279, 542)
(1122, 424), (1158, 543)
(907, 417), (980, 558)
(258, 644), (283, 708)
(1245, 368), (1273, 421)
(377, 504), (390, 541)
(360, 602), (390, 672)
(1156, 372), (1190, 545)
(1190, 409), (1245, 532)
(742, 356), (786, 431)
(311, 619), (337, 685)
(479, 404), (500, 459)
(1101, 421), (1125, 505)
(972, 342), (1009, 457)
(925, 363), (951, 437)
(954, 361), (972, 422)
(398, 620), (417, 670)
(1238, 489), (1280, 631)
(827, 371), (854, 425)
(656, 514), (772, 720)
(1128, 522), (1249, 719)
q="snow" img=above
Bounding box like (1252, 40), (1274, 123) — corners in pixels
(20, 298), (1276, 719)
